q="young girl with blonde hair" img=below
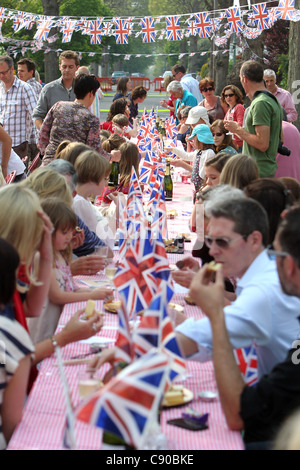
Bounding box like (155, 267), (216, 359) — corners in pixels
(28, 197), (113, 343)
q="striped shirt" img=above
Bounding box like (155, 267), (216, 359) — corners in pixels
(0, 313), (35, 450)
(0, 76), (37, 146)
(27, 78), (42, 144)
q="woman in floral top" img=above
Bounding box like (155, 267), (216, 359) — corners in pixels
(39, 73), (111, 166)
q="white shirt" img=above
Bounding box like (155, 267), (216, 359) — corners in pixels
(0, 142), (25, 176)
(176, 250), (300, 378)
(180, 74), (203, 104)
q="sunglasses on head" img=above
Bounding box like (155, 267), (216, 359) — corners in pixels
(201, 86), (213, 93)
(224, 93), (235, 98)
(204, 234), (246, 249)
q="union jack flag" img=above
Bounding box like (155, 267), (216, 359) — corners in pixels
(139, 151), (155, 185)
(61, 20), (76, 43)
(225, 7), (244, 33)
(186, 20), (200, 37)
(252, 3), (270, 30)
(12, 11), (26, 32)
(276, 0), (295, 20)
(165, 116), (178, 140)
(102, 22), (114, 36)
(76, 349), (171, 449)
(193, 12), (212, 38)
(133, 285), (185, 385)
(76, 17), (90, 35)
(140, 17), (156, 43)
(138, 119), (152, 141)
(34, 19), (54, 41)
(166, 16), (182, 41)
(151, 182), (168, 240)
(113, 234), (160, 317)
(114, 299), (134, 365)
(114, 18), (130, 44)
(89, 18), (103, 45)
(234, 343), (258, 387)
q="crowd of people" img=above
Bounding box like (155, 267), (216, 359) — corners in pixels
(1, 50), (300, 451)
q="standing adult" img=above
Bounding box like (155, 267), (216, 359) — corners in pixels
(17, 58), (42, 162)
(76, 66), (103, 121)
(221, 84), (245, 151)
(224, 60), (282, 178)
(127, 85), (147, 124)
(263, 69), (298, 123)
(167, 81), (197, 125)
(33, 50), (79, 132)
(171, 64), (203, 103)
(0, 55), (37, 160)
(198, 77), (228, 123)
(112, 76), (133, 102)
(38, 73), (119, 165)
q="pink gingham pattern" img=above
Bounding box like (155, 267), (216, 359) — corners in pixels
(7, 183), (244, 450)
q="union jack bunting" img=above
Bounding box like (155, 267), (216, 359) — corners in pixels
(276, 0), (295, 20)
(61, 20), (76, 43)
(76, 349), (171, 449)
(209, 13), (225, 32)
(114, 299), (134, 365)
(113, 18), (130, 44)
(165, 15), (182, 41)
(12, 11), (26, 32)
(102, 22), (114, 36)
(165, 116), (178, 140)
(186, 20), (200, 37)
(133, 284), (185, 385)
(225, 7), (244, 33)
(89, 18), (103, 45)
(193, 12), (212, 38)
(267, 7), (279, 27)
(140, 17), (156, 43)
(234, 343), (258, 387)
(252, 3), (270, 30)
(34, 19), (54, 41)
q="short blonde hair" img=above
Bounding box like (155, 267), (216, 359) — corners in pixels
(22, 166), (73, 206)
(74, 150), (110, 185)
(0, 184), (44, 280)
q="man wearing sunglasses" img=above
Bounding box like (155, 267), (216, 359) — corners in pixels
(171, 64), (203, 104)
(184, 206), (300, 449)
(176, 197), (300, 382)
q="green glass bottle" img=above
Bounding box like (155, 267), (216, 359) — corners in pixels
(108, 161), (120, 188)
(164, 159), (173, 201)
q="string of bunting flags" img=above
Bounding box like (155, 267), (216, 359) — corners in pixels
(0, 0), (298, 60)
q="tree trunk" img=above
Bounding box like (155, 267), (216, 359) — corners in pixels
(287, 0), (300, 130)
(215, 52), (229, 95)
(41, 0), (60, 84)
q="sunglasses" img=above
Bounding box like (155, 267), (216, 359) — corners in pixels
(201, 86), (213, 93)
(205, 234), (246, 249)
(266, 245), (289, 260)
(224, 93), (235, 98)
(212, 132), (223, 137)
